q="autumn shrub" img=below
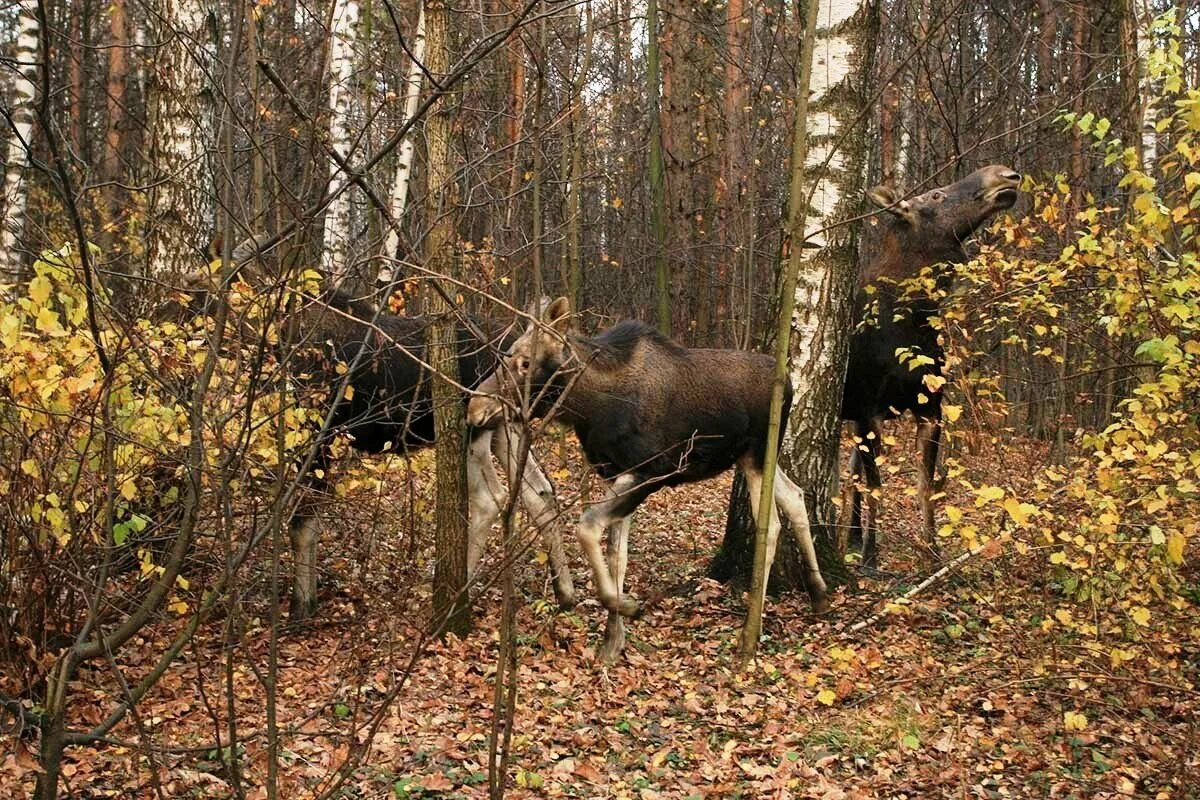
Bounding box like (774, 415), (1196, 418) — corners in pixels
(922, 11), (1199, 668)
(0, 247), (327, 701)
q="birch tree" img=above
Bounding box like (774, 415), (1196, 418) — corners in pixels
(714, 0), (871, 594)
(0, 1), (39, 284)
(379, 3), (426, 282)
(322, 0), (361, 285)
(780, 0), (872, 582)
(145, 0), (215, 278)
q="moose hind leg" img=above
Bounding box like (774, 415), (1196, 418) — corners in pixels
(289, 513), (321, 619)
(599, 515), (633, 664)
(493, 424), (576, 609)
(739, 460), (782, 622)
(773, 469), (830, 613)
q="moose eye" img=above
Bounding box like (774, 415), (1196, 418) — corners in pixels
(515, 356), (530, 373)
(931, 190), (945, 202)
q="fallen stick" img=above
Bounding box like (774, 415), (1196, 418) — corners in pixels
(848, 542), (986, 633)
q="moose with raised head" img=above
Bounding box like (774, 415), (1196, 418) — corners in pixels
(842, 164), (1022, 569)
(466, 299), (828, 662)
(173, 262), (576, 619)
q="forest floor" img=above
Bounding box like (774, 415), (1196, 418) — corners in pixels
(4, 428), (1199, 799)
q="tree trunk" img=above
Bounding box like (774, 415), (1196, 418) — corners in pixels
(565, 2), (594, 312)
(145, 0), (215, 278)
(101, 0), (129, 253)
(379, 4), (426, 278)
(647, 0), (670, 334)
(424, 0), (471, 637)
(712, 0), (872, 595)
(321, 0), (361, 286)
(0, 1), (39, 284)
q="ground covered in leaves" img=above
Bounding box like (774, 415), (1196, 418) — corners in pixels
(4, 430), (1199, 798)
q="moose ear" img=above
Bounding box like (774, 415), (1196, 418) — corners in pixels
(543, 296), (572, 333)
(867, 185), (915, 224)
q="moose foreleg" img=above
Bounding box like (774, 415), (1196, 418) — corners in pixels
(493, 424), (576, 609)
(916, 417), (942, 561)
(576, 474), (642, 620)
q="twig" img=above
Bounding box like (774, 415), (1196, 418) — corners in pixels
(848, 542), (984, 633)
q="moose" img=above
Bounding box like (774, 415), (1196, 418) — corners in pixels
(466, 298), (828, 662)
(842, 164), (1022, 569)
(173, 261), (576, 619)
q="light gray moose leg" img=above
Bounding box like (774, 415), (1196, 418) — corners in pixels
(739, 460), (782, 624)
(576, 474), (641, 619)
(599, 509), (633, 663)
(492, 424), (576, 608)
(773, 469), (830, 612)
(289, 514), (321, 619)
(466, 430), (502, 581)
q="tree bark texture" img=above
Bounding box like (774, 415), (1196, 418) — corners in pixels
(0, 1), (39, 283)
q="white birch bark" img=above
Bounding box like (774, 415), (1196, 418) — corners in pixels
(788, 0), (861, 385)
(146, 0), (214, 277)
(1135, 0), (1157, 169)
(321, 0), (362, 286)
(0, 1), (39, 283)
(378, 4), (426, 284)
(781, 0), (869, 552)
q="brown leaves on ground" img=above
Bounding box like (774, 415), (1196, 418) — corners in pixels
(2, 430), (1197, 798)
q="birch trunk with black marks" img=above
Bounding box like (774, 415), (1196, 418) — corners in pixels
(424, 0), (471, 637)
(0, 1), (39, 283)
(145, 0), (214, 278)
(712, 0), (872, 594)
(322, 0), (361, 286)
(379, 3), (426, 277)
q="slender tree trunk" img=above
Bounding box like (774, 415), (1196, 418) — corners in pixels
(424, 0), (471, 637)
(101, 0), (129, 251)
(740, 0), (822, 658)
(379, 4), (427, 276)
(565, 1), (594, 311)
(0, 1), (39, 283)
(1070, 2), (1087, 195)
(712, 0), (871, 594)
(1135, 0), (1159, 169)
(145, 0), (215, 277)
(647, 0), (670, 334)
(321, 0), (361, 285)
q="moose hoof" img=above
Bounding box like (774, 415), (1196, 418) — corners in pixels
(617, 595), (642, 619)
(597, 632), (626, 664)
(811, 595), (832, 616)
(554, 585), (578, 612)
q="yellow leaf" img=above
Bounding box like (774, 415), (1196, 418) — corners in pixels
(942, 404), (962, 423)
(342, 384), (355, 401)
(1049, 551), (1067, 565)
(611, 197), (624, 209)
(1063, 711), (1088, 731)
(816, 689), (836, 706)
(1003, 497), (1036, 527)
(974, 486), (1005, 507)
(1166, 533), (1185, 565)
(120, 479), (138, 501)
(20, 459), (40, 478)
(35, 307), (63, 335)
(1129, 606), (1150, 626)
